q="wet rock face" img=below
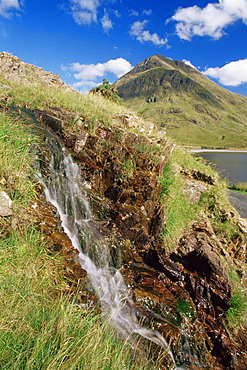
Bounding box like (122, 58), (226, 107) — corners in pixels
(70, 125), (167, 257)
(168, 218), (237, 367)
(173, 217), (233, 308)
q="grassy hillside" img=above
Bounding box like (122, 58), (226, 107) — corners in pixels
(115, 54), (247, 149)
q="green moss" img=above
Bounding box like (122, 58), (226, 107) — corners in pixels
(120, 158), (136, 179)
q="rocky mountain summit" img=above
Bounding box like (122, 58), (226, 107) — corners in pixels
(0, 52), (70, 90)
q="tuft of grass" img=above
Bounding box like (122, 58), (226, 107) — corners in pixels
(162, 177), (198, 247)
(225, 269), (247, 330)
(134, 142), (162, 157)
(120, 158), (136, 179)
(0, 113), (36, 208)
(158, 162), (174, 197)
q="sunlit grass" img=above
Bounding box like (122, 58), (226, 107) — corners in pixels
(0, 227), (153, 370)
(0, 113), (36, 208)
(160, 166), (198, 247)
(0, 80), (129, 131)
(225, 269), (247, 331)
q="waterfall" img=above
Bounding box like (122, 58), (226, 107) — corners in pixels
(37, 134), (181, 369)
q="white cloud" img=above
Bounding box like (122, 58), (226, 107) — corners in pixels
(70, 0), (100, 25)
(0, 0), (23, 18)
(143, 9), (152, 16)
(101, 12), (113, 33)
(71, 80), (98, 93)
(113, 9), (121, 18)
(182, 59), (198, 70)
(67, 57), (133, 91)
(130, 20), (168, 46)
(129, 9), (139, 17)
(204, 58), (247, 86)
(171, 0), (247, 40)
(70, 58), (132, 80)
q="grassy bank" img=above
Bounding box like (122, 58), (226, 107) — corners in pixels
(0, 79), (128, 130)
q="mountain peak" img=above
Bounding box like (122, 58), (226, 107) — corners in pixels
(114, 54), (247, 148)
(115, 54), (219, 106)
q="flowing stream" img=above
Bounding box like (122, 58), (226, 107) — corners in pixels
(36, 133), (181, 369)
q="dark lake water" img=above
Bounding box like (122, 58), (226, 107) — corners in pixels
(195, 152), (247, 184)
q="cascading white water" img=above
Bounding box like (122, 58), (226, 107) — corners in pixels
(38, 135), (181, 369)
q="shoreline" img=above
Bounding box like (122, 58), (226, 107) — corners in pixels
(189, 149), (247, 153)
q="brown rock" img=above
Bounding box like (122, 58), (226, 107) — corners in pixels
(74, 130), (88, 153)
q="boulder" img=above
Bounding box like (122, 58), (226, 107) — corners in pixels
(184, 180), (207, 204)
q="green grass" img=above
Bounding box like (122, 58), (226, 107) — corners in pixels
(121, 92), (247, 149)
(0, 113), (36, 208)
(229, 182), (247, 194)
(161, 172), (198, 246)
(120, 158), (136, 179)
(0, 80), (129, 132)
(158, 154), (199, 247)
(158, 162), (174, 197)
(225, 269), (247, 330)
(158, 145), (236, 247)
(0, 228), (153, 370)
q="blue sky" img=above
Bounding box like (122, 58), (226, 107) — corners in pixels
(1, 0), (247, 96)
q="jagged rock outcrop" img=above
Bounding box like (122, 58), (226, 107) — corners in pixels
(0, 52), (70, 90)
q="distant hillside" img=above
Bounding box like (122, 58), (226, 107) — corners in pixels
(115, 54), (247, 149)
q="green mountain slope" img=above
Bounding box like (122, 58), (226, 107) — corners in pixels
(115, 54), (247, 149)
